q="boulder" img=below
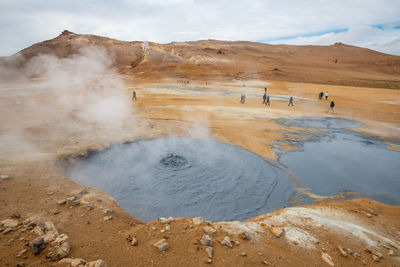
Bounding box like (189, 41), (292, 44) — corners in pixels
(51, 234), (70, 260)
(152, 239), (169, 251)
(321, 252), (334, 266)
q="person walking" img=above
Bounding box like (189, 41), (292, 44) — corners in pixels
(132, 90), (137, 101)
(264, 87), (267, 93)
(288, 96), (294, 106)
(327, 99), (335, 113)
(262, 93), (266, 104)
(266, 95), (270, 106)
(325, 92), (329, 100)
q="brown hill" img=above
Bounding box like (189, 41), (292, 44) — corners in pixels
(2, 30), (400, 88)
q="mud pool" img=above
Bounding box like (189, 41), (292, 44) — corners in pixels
(65, 137), (294, 222)
(277, 117), (400, 205)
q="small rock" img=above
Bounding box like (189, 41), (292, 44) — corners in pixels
(270, 227), (284, 238)
(153, 239), (169, 251)
(366, 207), (378, 216)
(8, 233), (19, 245)
(235, 241), (240, 246)
(86, 260), (107, 267)
(388, 249), (394, 256)
(206, 247), (213, 258)
(353, 252), (360, 259)
(51, 234), (70, 260)
(372, 255), (380, 262)
(0, 174), (10, 180)
(16, 262), (25, 267)
(100, 207), (112, 214)
(241, 252), (247, 256)
(346, 248), (353, 255)
(152, 227), (156, 231)
(1, 218), (19, 228)
(78, 189), (88, 195)
(240, 232), (249, 240)
(221, 236), (233, 248)
(57, 199), (66, 205)
(193, 216), (204, 225)
(337, 245), (347, 257)
(160, 229), (166, 233)
(31, 237), (46, 255)
(375, 252), (383, 258)
(165, 225), (170, 231)
(131, 237), (138, 246)
(258, 253), (263, 256)
(203, 226), (216, 235)
(200, 235), (212, 247)
(3, 228), (13, 234)
(159, 217), (170, 224)
(12, 212), (21, 219)
(16, 249), (28, 258)
(58, 257), (87, 266)
(321, 252), (334, 266)
(366, 213), (372, 218)
(262, 260), (269, 265)
(66, 196), (80, 206)
(103, 216), (112, 221)
(205, 258), (212, 264)
(85, 204), (94, 211)
(48, 192), (54, 196)
(168, 216), (174, 222)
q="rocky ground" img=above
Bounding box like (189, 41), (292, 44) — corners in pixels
(0, 76), (400, 266)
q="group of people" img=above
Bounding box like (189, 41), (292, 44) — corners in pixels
(318, 91), (329, 100)
(239, 86), (335, 112)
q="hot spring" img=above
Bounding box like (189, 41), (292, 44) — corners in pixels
(65, 137), (294, 221)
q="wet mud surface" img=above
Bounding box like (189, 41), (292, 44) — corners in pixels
(277, 117), (400, 206)
(65, 137), (293, 222)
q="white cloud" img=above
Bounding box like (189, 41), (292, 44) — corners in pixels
(0, 0), (400, 56)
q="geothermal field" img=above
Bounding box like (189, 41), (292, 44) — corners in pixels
(0, 31), (400, 266)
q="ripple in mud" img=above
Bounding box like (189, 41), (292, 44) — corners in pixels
(65, 137), (293, 221)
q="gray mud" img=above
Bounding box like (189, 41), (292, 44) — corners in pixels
(277, 117), (400, 205)
(65, 137), (293, 222)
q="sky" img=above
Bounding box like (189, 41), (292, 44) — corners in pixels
(0, 0), (399, 56)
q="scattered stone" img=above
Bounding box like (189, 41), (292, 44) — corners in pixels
(235, 241), (240, 246)
(200, 235), (212, 247)
(262, 260), (269, 265)
(159, 217), (170, 224)
(85, 204), (94, 211)
(366, 213), (372, 218)
(0, 174), (10, 180)
(66, 196), (80, 206)
(79, 189), (88, 195)
(165, 225), (170, 231)
(168, 217), (174, 222)
(160, 229), (166, 233)
(375, 252), (383, 258)
(3, 228), (13, 234)
(353, 252), (360, 259)
(152, 227), (156, 231)
(34, 221), (59, 243)
(346, 248), (353, 255)
(53, 210), (60, 215)
(100, 207), (113, 214)
(103, 216), (112, 221)
(258, 253), (263, 256)
(193, 216), (204, 225)
(86, 260), (107, 267)
(58, 257), (87, 266)
(57, 199), (66, 205)
(16, 262), (25, 267)
(221, 236), (233, 248)
(8, 233), (19, 245)
(31, 237), (46, 254)
(388, 249), (394, 256)
(241, 252), (247, 256)
(205, 258), (212, 264)
(203, 226), (216, 235)
(16, 249), (28, 258)
(12, 212), (21, 219)
(153, 239), (169, 251)
(50, 234), (70, 260)
(240, 232), (250, 240)
(270, 227), (284, 238)
(372, 255), (380, 262)
(131, 237), (138, 246)
(48, 192), (54, 196)
(1, 218), (19, 228)
(321, 252), (334, 266)
(366, 207), (378, 216)
(206, 247), (213, 258)
(337, 245), (347, 257)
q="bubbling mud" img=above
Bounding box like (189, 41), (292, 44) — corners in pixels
(65, 137), (294, 221)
